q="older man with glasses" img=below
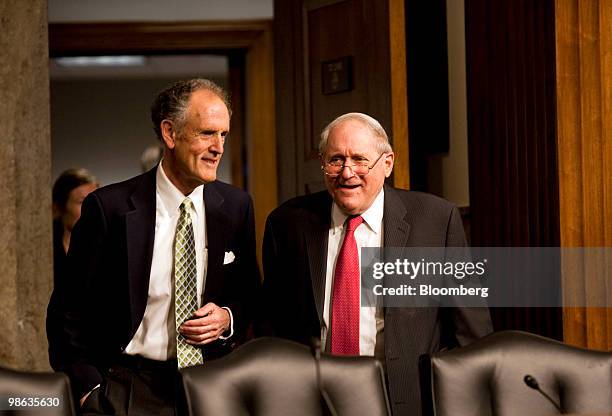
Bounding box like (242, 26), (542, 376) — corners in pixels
(259, 112), (492, 416)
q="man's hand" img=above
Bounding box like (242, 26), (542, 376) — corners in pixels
(179, 303), (230, 345)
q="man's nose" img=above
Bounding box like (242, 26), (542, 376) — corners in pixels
(340, 163), (357, 179)
(210, 134), (225, 155)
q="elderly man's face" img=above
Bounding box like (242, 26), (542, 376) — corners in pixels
(322, 119), (394, 215)
(161, 89), (229, 194)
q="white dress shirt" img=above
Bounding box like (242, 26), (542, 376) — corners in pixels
(125, 163), (208, 360)
(322, 188), (385, 356)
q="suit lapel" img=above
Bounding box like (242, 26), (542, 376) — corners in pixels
(203, 182), (227, 301)
(381, 185), (415, 364)
(305, 194), (332, 326)
(383, 185), (411, 248)
(382, 185), (412, 320)
(125, 168), (157, 333)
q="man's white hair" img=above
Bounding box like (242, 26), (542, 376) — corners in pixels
(319, 112), (393, 155)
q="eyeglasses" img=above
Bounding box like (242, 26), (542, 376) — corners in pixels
(321, 153), (385, 177)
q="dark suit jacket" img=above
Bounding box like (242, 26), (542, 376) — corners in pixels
(261, 185), (492, 416)
(47, 167), (260, 398)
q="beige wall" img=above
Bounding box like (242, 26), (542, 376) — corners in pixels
(51, 76), (231, 187)
(428, 0), (470, 207)
(0, 0), (53, 370)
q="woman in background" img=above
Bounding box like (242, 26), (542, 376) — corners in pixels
(47, 168), (98, 365)
(51, 168), (99, 285)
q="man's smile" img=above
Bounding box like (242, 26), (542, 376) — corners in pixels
(337, 183), (361, 190)
(200, 157), (219, 167)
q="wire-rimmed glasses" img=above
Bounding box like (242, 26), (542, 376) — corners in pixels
(321, 153), (385, 177)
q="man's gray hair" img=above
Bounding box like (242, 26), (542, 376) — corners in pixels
(319, 112), (393, 155)
(150, 78), (231, 141)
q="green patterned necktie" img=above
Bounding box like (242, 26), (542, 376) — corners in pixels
(175, 198), (203, 368)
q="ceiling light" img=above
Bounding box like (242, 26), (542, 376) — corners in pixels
(55, 56), (146, 67)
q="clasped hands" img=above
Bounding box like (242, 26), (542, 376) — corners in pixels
(80, 303), (229, 407)
(179, 302), (230, 345)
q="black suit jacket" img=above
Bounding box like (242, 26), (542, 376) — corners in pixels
(261, 185), (492, 416)
(47, 167), (260, 397)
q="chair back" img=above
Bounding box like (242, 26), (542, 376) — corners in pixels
(181, 337), (391, 416)
(0, 366), (76, 416)
(423, 330), (612, 416)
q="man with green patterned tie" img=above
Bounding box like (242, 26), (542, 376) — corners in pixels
(47, 79), (260, 415)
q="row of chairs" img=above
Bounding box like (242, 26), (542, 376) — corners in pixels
(1, 331), (611, 415)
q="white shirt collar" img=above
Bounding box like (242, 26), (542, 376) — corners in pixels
(156, 160), (204, 218)
(331, 187), (385, 235)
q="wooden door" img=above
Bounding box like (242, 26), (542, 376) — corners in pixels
(274, 0), (408, 201)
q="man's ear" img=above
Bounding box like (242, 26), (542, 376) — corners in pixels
(384, 152), (395, 178)
(160, 120), (176, 149)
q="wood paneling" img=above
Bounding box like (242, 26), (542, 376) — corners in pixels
(49, 21), (269, 55)
(304, 1), (368, 159)
(466, 0), (612, 346)
(556, 0), (612, 350)
(465, 0), (563, 340)
(228, 54), (246, 189)
(245, 23), (277, 263)
(389, 0), (409, 189)
(274, 0), (408, 201)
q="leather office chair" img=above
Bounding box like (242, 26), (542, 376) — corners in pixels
(421, 330), (612, 416)
(0, 365), (76, 416)
(181, 337), (391, 416)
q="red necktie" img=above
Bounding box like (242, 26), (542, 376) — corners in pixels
(331, 215), (364, 355)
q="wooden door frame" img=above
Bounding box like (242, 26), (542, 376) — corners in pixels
(49, 20), (277, 262)
(273, 0), (408, 202)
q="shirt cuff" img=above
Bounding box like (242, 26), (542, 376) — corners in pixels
(81, 384), (100, 406)
(219, 306), (234, 339)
